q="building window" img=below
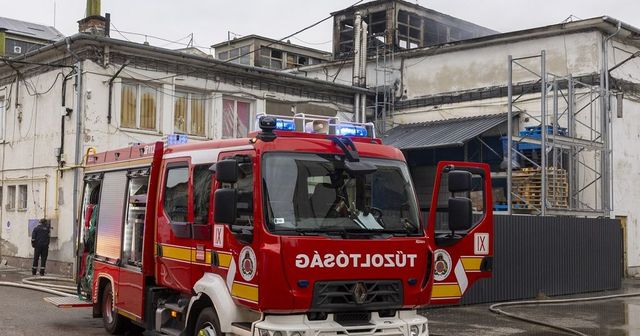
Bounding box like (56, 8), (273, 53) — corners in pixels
(121, 83), (159, 131)
(222, 98), (252, 138)
(174, 91), (206, 136)
(259, 47), (283, 69)
(18, 185), (27, 210)
(218, 45), (251, 65)
(6, 185), (15, 210)
(286, 53), (313, 68)
(397, 10), (422, 49)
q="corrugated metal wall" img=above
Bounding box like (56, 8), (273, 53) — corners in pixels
(459, 215), (622, 305)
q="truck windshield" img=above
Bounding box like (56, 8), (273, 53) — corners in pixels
(262, 152), (421, 237)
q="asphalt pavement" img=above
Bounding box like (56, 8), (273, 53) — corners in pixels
(1, 264), (640, 336)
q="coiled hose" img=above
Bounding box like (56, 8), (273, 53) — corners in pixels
(489, 292), (640, 336)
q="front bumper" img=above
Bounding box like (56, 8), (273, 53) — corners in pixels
(253, 311), (429, 336)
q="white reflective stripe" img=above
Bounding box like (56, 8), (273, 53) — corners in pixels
(164, 145), (254, 164)
(226, 257), (237, 291)
(455, 260), (468, 294)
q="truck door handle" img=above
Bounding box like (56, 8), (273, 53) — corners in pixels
(211, 252), (219, 267)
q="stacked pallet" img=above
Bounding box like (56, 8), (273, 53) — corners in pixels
(512, 167), (568, 210)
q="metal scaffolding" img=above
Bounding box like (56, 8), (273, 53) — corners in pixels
(507, 51), (610, 216)
(372, 32), (396, 134)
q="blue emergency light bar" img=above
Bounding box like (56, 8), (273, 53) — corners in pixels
(167, 133), (188, 146)
(255, 113), (376, 138)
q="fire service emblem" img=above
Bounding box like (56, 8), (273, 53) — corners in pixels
(239, 246), (257, 281)
(433, 249), (452, 282)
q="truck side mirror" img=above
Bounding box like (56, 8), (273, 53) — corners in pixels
(448, 170), (472, 193)
(214, 189), (237, 225)
(215, 160), (238, 183)
(448, 197), (473, 232)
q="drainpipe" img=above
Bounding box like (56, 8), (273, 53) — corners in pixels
(71, 61), (84, 264)
(353, 12), (362, 121)
(602, 19), (621, 217)
(360, 20), (368, 122)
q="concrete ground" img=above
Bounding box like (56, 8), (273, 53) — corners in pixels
(2, 264), (640, 335)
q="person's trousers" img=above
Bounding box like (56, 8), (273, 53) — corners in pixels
(32, 246), (48, 275)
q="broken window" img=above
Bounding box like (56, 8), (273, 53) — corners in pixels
(368, 11), (387, 35)
(337, 18), (355, 56)
(424, 18), (449, 46)
(286, 53), (310, 68)
(218, 45), (250, 65)
(259, 47), (283, 69)
(397, 10), (422, 49)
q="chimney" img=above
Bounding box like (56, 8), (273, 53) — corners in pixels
(78, 0), (108, 36)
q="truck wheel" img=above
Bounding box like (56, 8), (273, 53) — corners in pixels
(194, 307), (221, 336)
(101, 285), (128, 334)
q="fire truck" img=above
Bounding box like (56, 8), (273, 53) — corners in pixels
(49, 113), (493, 336)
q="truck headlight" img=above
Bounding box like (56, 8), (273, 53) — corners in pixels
(410, 325), (420, 336)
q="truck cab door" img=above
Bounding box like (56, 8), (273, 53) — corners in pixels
(427, 161), (493, 305)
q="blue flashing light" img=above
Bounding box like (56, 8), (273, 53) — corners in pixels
(336, 124), (368, 137)
(275, 119), (295, 131)
(167, 134), (188, 146)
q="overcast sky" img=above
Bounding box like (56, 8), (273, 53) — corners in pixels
(3, 0), (640, 53)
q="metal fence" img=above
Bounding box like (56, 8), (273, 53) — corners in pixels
(458, 215), (622, 304)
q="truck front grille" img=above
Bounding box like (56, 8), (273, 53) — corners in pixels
(311, 280), (402, 312)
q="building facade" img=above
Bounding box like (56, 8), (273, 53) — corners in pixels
(0, 33), (366, 273)
(296, 16), (640, 275)
(212, 35), (331, 70)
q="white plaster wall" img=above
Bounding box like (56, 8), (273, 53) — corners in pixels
(0, 58), (355, 265)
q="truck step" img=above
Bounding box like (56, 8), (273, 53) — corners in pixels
(158, 327), (181, 336)
(43, 296), (92, 308)
(231, 322), (252, 331)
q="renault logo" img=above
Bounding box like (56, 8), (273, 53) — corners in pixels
(353, 282), (368, 304)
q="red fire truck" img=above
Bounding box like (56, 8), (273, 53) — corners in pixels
(51, 114), (493, 336)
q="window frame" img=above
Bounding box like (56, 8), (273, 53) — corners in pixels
(221, 97), (253, 139)
(0, 96), (4, 140)
(6, 185), (15, 211)
(259, 47), (284, 69)
(17, 184), (27, 211)
(174, 89), (208, 137)
(120, 82), (160, 131)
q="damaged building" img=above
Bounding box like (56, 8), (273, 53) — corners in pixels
(0, 3), (366, 273)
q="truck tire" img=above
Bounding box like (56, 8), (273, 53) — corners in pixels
(194, 307), (221, 336)
(101, 285), (128, 334)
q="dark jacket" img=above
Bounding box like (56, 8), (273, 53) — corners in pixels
(31, 223), (51, 248)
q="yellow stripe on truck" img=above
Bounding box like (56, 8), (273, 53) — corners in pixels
(161, 245), (192, 262)
(431, 284), (462, 298)
(461, 257), (483, 271)
(231, 282), (259, 302)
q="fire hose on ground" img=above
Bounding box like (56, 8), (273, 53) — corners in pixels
(0, 276), (76, 297)
(489, 292), (640, 336)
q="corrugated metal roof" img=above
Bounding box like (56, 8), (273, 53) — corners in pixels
(0, 17), (64, 42)
(382, 113), (511, 150)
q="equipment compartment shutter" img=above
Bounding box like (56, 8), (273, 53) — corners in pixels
(95, 170), (128, 261)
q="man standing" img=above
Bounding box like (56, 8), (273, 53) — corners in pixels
(31, 219), (50, 276)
